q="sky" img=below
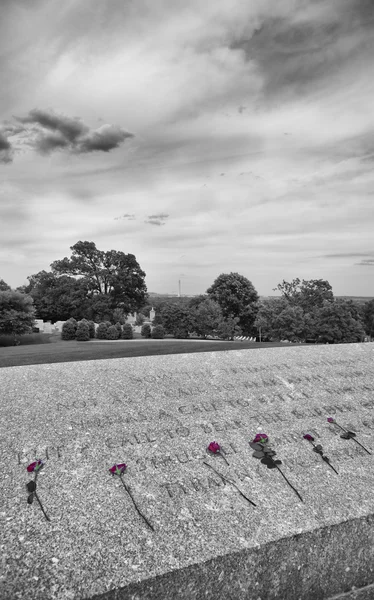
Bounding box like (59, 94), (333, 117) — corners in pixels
(1, 0), (374, 298)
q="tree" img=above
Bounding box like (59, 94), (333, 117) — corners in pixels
(107, 324), (120, 339)
(206, 273), (259, 335)
(135, 313), (146, 326)
(362, 299), (374, 339)
(156, 303), (194, 338)
(192, 299), (223, 339)
(76, 321), (90, 341)
(141, 323), (152, 338)
(121, 323), (133, 339)
(112, 307), (126, 324)
(0, 290), (36, 345)
(0, 279), (11, 291)
(50, 241), (147, 314)
(188, 295), (209, 310)
(272, 305), (306, 341)
(216, 315), (242, 340)
(24, 270), (90, 321)
(151, 325), (165, 339)
(254, 298), (288, 339)
(314, 300), (365, 343)
(273, 278), (334, 312)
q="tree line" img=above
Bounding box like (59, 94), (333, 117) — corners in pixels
(0, 241), (373, 344)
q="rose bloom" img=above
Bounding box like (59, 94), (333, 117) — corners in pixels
(208, 441), (221, 454)
(327, 417), (335, 423)
(303, 434), (314, 441)
(109, 463), (127, 475)
(253, 433), (268, 444)
(26, 460), (43, 473)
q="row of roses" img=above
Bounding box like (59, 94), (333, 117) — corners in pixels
(25, 417), (371, 525)
(205, 417), (371, 504)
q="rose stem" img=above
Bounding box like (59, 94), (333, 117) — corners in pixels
(34, 492), (51, 522)
(120, 478), (154, 531)
(321, 456), (339, 475)
(220, 451), (230, 466)
(203, 462), (256, 507)
(351, 438), (372, 455)
(272, 461), (303, 502)
(333, 423), (372, 455)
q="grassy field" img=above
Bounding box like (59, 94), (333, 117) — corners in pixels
(0, 332), (312, 369)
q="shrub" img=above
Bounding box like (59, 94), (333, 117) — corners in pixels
(173, 327), (189, 339)
(88, 320), (95, 338)
(151, 325), (165, 339)
(61, 320), (77, 340)
(96, 322), (108, 339)
(107, 324), (120, 339)
(115, 321), (122, 334)
(141, 323), (152, 338)
(76, 321), (90, 342)
(121, 323), (133, 339)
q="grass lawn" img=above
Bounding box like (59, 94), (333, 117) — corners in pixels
(0, 332), (312, 368)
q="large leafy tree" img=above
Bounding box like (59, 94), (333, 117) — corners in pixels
(23, 271), (90, 322)
(206, 272), (259, 335)
(273, 278), (334, 311)
(50, 241), (147, 315)
(157, 303), (194, 338)
(0, 290), (36, 344)
(313, 300), (365, 343)
(272, 305), (306, 341)
(191, 299), (223, 339)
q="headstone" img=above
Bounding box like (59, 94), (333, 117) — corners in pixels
(1, 344), (374, 600)
(34, 319), (44, 332)
(54, 321), (66, 333)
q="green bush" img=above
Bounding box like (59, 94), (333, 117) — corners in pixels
(96, 322), (108, 339)
(115, 321), (122, 334)
(104, 320), (112, 329)
(61, 320), (77, 340)
(107, 324), (120, 339)
(151, 325), (165, 339)
(141, 323), (152, 338)
(76, 322), (90, 342)
(121, 323), (133, 339)
(88, 320), (95, 338)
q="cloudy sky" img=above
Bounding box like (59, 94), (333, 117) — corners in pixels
(1, 0), (374, 297)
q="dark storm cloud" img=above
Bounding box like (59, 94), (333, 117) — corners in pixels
(0, 131), (12, 163)
(3, 109), (134, 160)
(16, 108), (89, 141)
(0, 132), (11, 151)
(77, 124), (133, 153)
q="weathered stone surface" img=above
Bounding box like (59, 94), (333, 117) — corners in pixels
(1, 343), (373, 599)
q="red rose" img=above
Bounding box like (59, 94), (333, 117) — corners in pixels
(208, 441), (221, 454)
(303, 434), (314, 441)
(26, 460), (43, 473)
(109, 463), (127, 476)
(253, 433), (268, 444)
(327, 417), (335, 423)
